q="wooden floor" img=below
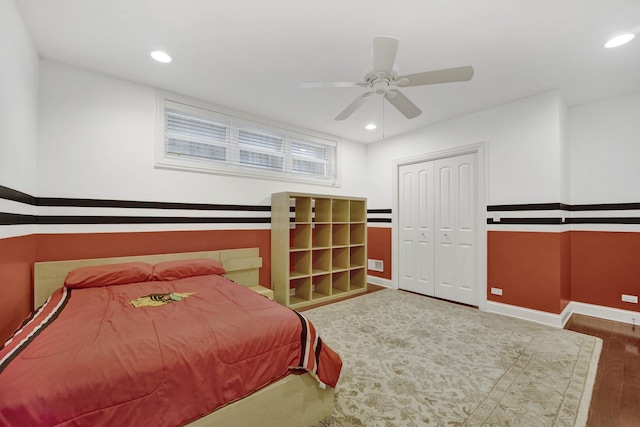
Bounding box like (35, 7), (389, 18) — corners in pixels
(300, 285), (640, 427)
(565, 313), (640, 427)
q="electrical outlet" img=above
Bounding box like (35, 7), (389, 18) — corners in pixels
(621, 294), (638, 304)
(491, 287), (503, 296)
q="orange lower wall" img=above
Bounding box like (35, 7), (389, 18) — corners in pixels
(367, 227), (391, 280)
(571, 231), (640, 312)
(488, 231), (567, 314)
(3, 227), (638, 343)
(0, 235), (36, 343)
(0, 229), (270, 343)
(35, 230), (272, 285)
(560, 232), (571, 312)
(489, 230), (640, 315)
(1, 226), (388, 343)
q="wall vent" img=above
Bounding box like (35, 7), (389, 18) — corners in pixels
(368, 259), (384, 272)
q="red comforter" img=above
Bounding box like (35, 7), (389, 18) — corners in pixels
(0, 275), (342, 426)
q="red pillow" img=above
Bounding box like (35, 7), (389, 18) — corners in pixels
(152, 259), (226, 281)
(64, 262), (153, 289)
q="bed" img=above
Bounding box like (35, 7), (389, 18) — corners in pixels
(0, 248), (339, 427)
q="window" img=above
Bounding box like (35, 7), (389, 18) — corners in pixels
(157, 96), (338, 185)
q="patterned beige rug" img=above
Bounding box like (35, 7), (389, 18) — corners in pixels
(306, 289), (601, 427)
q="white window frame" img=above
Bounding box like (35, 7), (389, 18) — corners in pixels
(155, 92), (340, 186)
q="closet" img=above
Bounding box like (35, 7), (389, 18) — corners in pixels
(398, 153), (477, 306)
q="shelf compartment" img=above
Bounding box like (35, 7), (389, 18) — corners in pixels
(312, 248), (331, 275)
(289, 250), (311, 277)
(312, 223), (331, 248)
(350, 245), (366, 268)
(312, 273), (332, 299)
(349, 199), (366, 222)
(332, 271), (349, 294)
(332, 247), (349, 271)
(291, 196), (312, 223)
(290, 277), (312, 305)
(332, 223), (349, 246)
(332, 199), (349, 222)
(313, 198), (332, 223)
(349, 223), (366, 245)
(349, 268), (366, 291)
(289, 223), (311, 250)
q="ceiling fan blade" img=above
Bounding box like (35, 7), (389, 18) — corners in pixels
(335, 92), (373, 121)
(300, 81), (364, 89)
(373, 36), (399, 74)
(398, 66), (474, 87)
(384, 89), (422, 119)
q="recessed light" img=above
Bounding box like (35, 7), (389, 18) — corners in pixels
(365, 123), (377, 130)
(151, 50), (172, 63)
(605, 33), (635, 48)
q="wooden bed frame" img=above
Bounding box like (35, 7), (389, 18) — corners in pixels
(33, 248), (334, 427)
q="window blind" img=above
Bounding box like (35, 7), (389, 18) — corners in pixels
(161, 99), (338, 184)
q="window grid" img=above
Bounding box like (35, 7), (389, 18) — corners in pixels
(162, 101), (337, 184)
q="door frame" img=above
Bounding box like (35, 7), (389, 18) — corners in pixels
(392, 142), (488, 310)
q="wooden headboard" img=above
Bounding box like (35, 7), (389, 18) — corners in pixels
(33, 248), (262, 309)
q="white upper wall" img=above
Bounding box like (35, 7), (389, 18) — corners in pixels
(365, 91), (565, 208)
(569, 90), (640, 204)
(559, 97), (570, 204)
(0, 0), (39, 194)
(37, 60), (368, 205)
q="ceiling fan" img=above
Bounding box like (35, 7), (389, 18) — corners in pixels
(300, 36), (474, 121)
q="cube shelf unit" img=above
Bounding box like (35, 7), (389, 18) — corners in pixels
(271, 192), (367, 309)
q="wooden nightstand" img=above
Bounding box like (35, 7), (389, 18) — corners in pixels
(248, 285), (274, 300)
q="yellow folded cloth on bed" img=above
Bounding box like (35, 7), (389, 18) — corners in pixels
(129, 292), (196, 308)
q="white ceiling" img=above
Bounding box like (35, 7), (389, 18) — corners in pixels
(17, 0), (640, 143)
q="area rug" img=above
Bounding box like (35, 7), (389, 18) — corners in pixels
(306, 289), (601, 427)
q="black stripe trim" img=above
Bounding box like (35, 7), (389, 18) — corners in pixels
(0, 185), (37, 205)
(37, 198), (271, 211)
(36, 216), (271, 225)
(569, 217), (640, 224)
(488, 217), (640, 225)
(487, 218), (564, 225)
(367, 218), (392, 223)
(1, 185), (270, 212)
(569, 203), (640, 211)
(488, 202), (640, 212)
(4, 184), (640, 214)
(0, 289), (72, 375)
(487, 203), (569, 212)
(0, 213), (270, 226)
(0, 213), (36, 225)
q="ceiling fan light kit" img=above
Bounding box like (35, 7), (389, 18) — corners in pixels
(300, 36), (474, 121)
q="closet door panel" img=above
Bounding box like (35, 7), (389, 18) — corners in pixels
(398, 162), (434, 295)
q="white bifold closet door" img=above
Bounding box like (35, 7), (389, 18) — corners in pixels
(398, 153), (476, 306)
(398, 161), (435, 296)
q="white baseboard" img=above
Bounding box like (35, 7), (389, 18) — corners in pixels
(568, 301), (639, 326)
(486, 300), (640, 328)
(485, 301), (567, 328)
(367, 275), (393, 288)
(365, 277), (639, 328)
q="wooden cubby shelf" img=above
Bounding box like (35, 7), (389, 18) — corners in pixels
(271, 192), (368, 309)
